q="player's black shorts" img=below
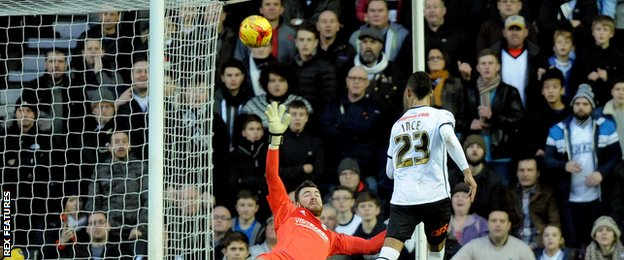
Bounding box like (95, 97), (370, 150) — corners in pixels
(386, 198), (451, 245)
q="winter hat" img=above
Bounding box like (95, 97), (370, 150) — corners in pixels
(463, 134), (486, 151)
(591, 216), (621, 239)
(570, 84), (595, 109)
(358, 28), (384, 43)
(337, 157), (360, 176)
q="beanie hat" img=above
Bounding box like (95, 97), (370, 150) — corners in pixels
(463, 134), (486, 151)
(570, 84), (595, 109)
(451, 182), (471, 196)
(337, 157), (360, 176)
(591, 216), (621, 239)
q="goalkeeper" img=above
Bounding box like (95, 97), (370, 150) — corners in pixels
(257, 102), (386, 260)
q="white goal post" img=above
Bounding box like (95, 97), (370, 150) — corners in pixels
(0, 0), (222, 259)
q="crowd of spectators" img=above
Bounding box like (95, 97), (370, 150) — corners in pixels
(1, 0), (624, 259)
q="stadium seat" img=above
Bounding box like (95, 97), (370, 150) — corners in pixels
(54, 22), (89, 39)
(21, 55), (46, 72)
(26, 38), (77, 50)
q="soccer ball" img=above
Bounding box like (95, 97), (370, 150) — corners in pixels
(239, 15), (273, 48)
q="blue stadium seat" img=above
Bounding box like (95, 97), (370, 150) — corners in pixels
(54, 22), (89, 39)
(26, 38), (77, 50)
(21, 55), (46, 72)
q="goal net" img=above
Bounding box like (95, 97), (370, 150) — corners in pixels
(0, 0), (221, 258)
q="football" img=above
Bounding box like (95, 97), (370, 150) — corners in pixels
(239, 15), (273, 48)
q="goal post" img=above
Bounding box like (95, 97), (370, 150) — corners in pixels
(0, 0), (222, 259)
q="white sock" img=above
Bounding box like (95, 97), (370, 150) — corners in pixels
(428, 248), (445, 260)
(376, 246), (401, 260)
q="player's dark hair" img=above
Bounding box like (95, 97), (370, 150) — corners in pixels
(294, 180), (319, 203)
(221, 231), (249, 249)
(220, 58), (246, 76)
(406, 71), (432, 100)
(236, 189), (259, 204)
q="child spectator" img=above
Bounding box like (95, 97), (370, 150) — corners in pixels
(230, 114), (268, 208)
(445, 183), (488, 259)
(579, 15), (624, 106)
(353, 191), (385, 239)
(231, 190), (265, 245)
(538, 225), (576, 259)
(279, 100), (324, 192)
(542, 30), (583, 100)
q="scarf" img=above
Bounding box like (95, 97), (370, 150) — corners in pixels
(430, 70), (449, 107)
(354, 52), (389, 76)
(477, 74), (501, 107)
(585, 240), (624, 260)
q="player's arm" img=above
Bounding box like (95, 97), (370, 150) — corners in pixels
(264, 102), (293, 215)
(330, 230), (387, 256)
(440, 123), (477, 201)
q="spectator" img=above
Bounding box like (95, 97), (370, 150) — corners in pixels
(451, 210), (536, 260)
(234, 0), (297, 64)
(445, 183), (489, 259)
(315, 9), (356, 85)
(490, 15), (542, 109)
(585, 216), (624, 259)
(331, 186), (363, 236)
(426, 47), (467, 134)
(79, 11), (134, 83)
(116, 58), (150, 159)
(282, 0), (341, 26)
(321, 204), (339, 231)
(291, 22), (338, 114)
(242, 62), (313, 128)
(213, 8), (238, 73)
(349, 0), (410, 62)
(537, 0), (598, 50)
(476, 0), (537, 55)
(245, 44), (277, 97)
(597, 77), (624, 159)
(213, 206), (234, 247)
(249, 216), (277, 259)
(336, 157), (370, 196)
(353, 191), (385, 239)
(214, 59), (254, 150)
(71, 37), (124, 91)
(463, 49), (524, 186)
(538, 225), (576, 260)
(544, 85), (621, 250)
(43, 195), (89, 258)
(540, 30), (584, 99)
(518, 68), (571, 159)
(351, 28), (405, 117)
(424, 0), (469, 67)
(221, 231), (251, 260)
(502, 156), (561, 250)
(578, 15), (624, 107)
(229, 114), (268, 210)
(353, 191), (385, 260)
(449, 134), (504, 219)
(1, 97), (51, 253)
(231, 190), (265, 245)
(58, 212), (127, 259)
(81, 88), (121, 183)
(85, 131), (149, 254)
(319, 65), (385, 185)
(279, 100), (324, 192)
(355, 0), (406, 25)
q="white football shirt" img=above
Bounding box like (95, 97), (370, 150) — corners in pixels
(386, 106), (455, 205)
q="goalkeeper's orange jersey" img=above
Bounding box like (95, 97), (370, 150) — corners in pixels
(258, 148), (386, 260)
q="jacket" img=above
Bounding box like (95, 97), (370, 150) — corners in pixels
(450, 165), (504, 218)
(291, 54), (339, 111)
(544, 112), (622, 200)
(464, 81), (524, 160)
(280, 129), (324, 192)
(503, 183), (561, 247)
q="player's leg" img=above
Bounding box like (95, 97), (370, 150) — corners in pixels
(423, 198), (452, 260)
(377, 204), (421, 260)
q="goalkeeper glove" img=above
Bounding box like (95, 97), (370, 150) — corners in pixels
(264, 102), (291, 147)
